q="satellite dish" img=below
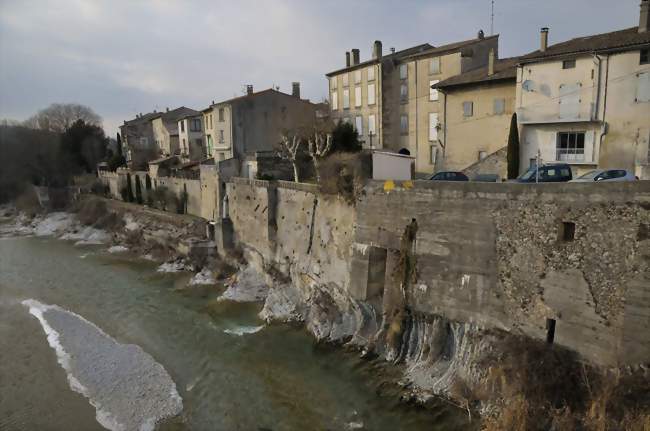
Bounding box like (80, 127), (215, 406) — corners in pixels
(522, 80), (535, 92)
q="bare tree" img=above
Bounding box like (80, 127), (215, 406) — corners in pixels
(24, 103), (102, 133)
(279, 135), (303, 182)
(307, 132), (333, 183)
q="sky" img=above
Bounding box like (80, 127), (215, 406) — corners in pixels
(0, 0), (641, 136)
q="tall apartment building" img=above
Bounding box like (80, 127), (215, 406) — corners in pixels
(326, 32), (499, 174)
(516, 2), (650, 178)
(119, 111), (158, 170)
(202, 85), (319, 162)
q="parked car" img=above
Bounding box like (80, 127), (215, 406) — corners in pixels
(570, 169), (637, 182)
(516, 163), (572, 183)
(429, 171), (469, 181)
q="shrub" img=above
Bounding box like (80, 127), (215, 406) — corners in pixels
(318, 151), (371, 203)
(14, 188), (42, 216)
(331, 121), (362, 153)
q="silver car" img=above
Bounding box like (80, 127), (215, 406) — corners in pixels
(570, 169), (637, 182)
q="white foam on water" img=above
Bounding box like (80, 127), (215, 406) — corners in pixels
(22, 299), (125, 431)
(223, 325), (265, 336)
(107, 245), (129, 254)
(22, 299), (183, 431)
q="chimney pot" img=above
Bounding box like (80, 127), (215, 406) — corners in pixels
(478, 29), (485, 39)
(640, 0), (650, 33)
(246, 85), (254, 95)
(292, 82), (301, 99)
(352, 48), (360, 65)
(345, 51), (351, 67)
(166, 107), (169, 112)
(488, 49), (495, 76)
(540, 27), (549, 52)
(373, 41), (383, 59)
(390, 47), (396, 54)
(211, 100), (215, 105)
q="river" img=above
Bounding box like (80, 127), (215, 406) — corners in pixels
(0, 235), (471, 430)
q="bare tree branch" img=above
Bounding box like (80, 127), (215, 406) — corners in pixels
(307, 132), (332, 183)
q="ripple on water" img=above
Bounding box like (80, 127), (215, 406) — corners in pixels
(22, 299), (183, 431)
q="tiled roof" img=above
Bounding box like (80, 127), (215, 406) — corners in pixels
(434, 57), (519, 89)
(208, 88), (314, 108)
(152, 107), (200, 123)
(325, 43), (433, 77)
(520, 27), (650, 63)
(402, 35), (499, 60)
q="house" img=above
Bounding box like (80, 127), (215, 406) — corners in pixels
(177, 112), (204, 162)
(151, 107), (200, 158)
(516, 1), (650, 178)
(326, 32), (499, 175)
(119, 112), (158, 169)
(203, 84), (319, 163)
(433, 53), (519, 178)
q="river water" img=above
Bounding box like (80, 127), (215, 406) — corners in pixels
(0, 235), (471, 430)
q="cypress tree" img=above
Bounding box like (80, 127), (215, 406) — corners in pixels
(507, 113), (520, 179)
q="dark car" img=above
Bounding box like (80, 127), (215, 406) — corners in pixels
(429, 171), (469, 181)
(516, 163), (572, 183)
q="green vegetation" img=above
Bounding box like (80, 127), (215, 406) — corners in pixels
(507, 113), (520, 179)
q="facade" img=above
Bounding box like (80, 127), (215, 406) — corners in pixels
(516, 4), (650, 178)
(151, 107), (200, 158)
(326, 33), (499, 174)
(434, 54), (518, 178)
(204, 85), (319, 162)
(177, 113), (204, 162)
(119, 112), (158, 170)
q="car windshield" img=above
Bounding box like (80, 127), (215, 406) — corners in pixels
(577, 170), (601, 180)
(518, 168), (536, 181)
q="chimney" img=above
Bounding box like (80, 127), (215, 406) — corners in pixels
(166, 107), (169, 112)
(247, 85), (254, 95)
(372, 40), (383, 59)
(346, 51), (351, 67)
(211, 100), (215, 105)
(540, 27), (549, 52)
(641, 0), (650, 33)
(488, 49), (495, 76)
(478, 29), (485, 39)
(352, 49), (360, 65)
(292, 82), (301, 98)
(390, 47), (396, 54)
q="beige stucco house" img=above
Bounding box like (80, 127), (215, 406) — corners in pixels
(177, 113), (204, 162)
(516, 2), (650, 178)
(326, 32), (499, 175)
(202, 85), (319, 163)
(433, 54), (518, 178)
(151, 107), (200, 158)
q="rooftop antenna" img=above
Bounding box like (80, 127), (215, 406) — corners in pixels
(490, 0), (495, 35)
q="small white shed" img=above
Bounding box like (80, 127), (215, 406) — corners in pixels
(372, 151), (415, 180)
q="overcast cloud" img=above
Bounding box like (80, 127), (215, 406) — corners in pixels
(0, 0), (640, 135)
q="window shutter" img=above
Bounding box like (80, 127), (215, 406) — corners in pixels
(367, 66), (375, 81)
(636, 72), (650, 103)
(368, 83), (376, 105)
(368, 115), (376, 135)
(429, 80), (439, 101)
(355, 86), (362, 107)
(429, 113), (439, 141)
(355, 116), (363, 135)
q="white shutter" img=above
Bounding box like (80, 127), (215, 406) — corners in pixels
(355, 116), (363, 135)
(368, 115), (376, 135)
(367, 66), (375, 81)
(343, 89), (350, 109)
(368, 83), (376, 105)
(331, 92), (338, 110)
(429, 113), (439, 141)
(355, 86), (362, 107)
(429, 80), (439, 101)
(636, 72), (650, 103)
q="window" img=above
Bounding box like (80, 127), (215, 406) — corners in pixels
(463, 101), (474, 117)
(430, 145), (438, 165)
(355, 116), (363, 135)
(219, 108), (224, 121)
(342, 73), (349, 87)
(556, 131), (585, 162)
(641, 49), (649, 65)
(331, 77), (338, 89)
(219, 130), (225, 143)
(562, 59), (576, 69)
(429, 80), (439, 101)
(182, 138), (186, 154)
(140, 137), (148, 146)
(367, 83), (376, 105)
(331, 92), (338, 110)
(399, 64), (408, 80)
(635, 72), (650, 103)
(559, 82), (582, 119)
(493, 98), (505, 115)
(368, 114), (376, 136)
(429, 57), (441, 74)
(560, 222), (576, 242)
(479, 150), (487, 160)
(354, 70), (361, 84)
(367, 66), (375, 81)
(354, 86), (362, 107)
(400, 84), (408, 103)
(428, 113), (438, 141)
(343, 88), (350, 109)
(195, 138), (202, 150)
(206, 135), (213, 157)
(400, 114), (408, 135)
(190, 118), (201, 131)
(180, 120), (185, 132)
